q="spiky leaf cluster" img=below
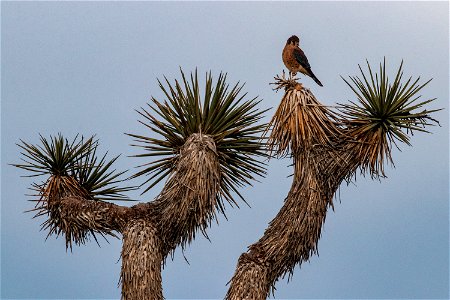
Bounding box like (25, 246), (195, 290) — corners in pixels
(14, 134), (134, 202)
(127, 69), (268, 205)
(338, 59), (440, 176)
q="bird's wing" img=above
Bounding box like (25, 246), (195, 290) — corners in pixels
(293, 47), (311, 69)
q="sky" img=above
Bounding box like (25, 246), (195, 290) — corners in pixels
(1, 1), (449, 299)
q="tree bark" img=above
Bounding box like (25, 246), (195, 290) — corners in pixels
(41, 194), (129, 249)
(120, 217), (163, 299)
(226, 150), (334, 299)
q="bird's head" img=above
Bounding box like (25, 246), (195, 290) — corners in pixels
(287, 35), (300, 46)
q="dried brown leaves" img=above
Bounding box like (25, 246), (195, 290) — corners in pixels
(31, 175), (128, 250)
(267, 75), (341, 157)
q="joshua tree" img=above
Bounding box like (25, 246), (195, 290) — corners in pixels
(225, 59), (440, 299)
(14, 61), (440, 299)
(13, 70), (267, 299)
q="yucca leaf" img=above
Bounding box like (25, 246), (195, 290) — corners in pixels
(126, 69), (268, 206)
(339, 58), (441, 176)
(14, 134), (136, 202)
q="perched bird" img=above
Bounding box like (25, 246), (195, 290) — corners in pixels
(282, 35), (323, 87)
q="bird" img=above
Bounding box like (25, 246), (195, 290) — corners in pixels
(282, 35), (323, 87)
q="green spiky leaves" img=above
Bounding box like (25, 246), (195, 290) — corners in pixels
(339, 58), (441, 176)
(15, 134), (93, 177)
(127, 69), (268, 205)
(14, 134), (135, 202)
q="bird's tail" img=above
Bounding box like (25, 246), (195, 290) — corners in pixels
(308, 69), (323, 87)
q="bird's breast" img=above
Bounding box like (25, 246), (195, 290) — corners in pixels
(282, 46), (300, 72)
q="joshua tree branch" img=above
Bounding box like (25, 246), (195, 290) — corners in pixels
(226, 81), (364, 299)
(56, 196), (129, 235)
(226, 148), (341, 299)
(227, 60), (440, 298)
(34, 181), (131, 250)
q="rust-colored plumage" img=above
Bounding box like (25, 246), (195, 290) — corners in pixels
(282, 35), (323, 86)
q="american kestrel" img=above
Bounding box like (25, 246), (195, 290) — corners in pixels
(282, 35), (323, 87)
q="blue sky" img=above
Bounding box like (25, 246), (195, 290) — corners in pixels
(1, 1), (448, 299)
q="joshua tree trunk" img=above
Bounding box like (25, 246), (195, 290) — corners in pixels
(119, 133), (221, 299)
(121, 218), (163, 299)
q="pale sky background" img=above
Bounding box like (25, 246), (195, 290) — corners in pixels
(1, 1), (449, 299)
